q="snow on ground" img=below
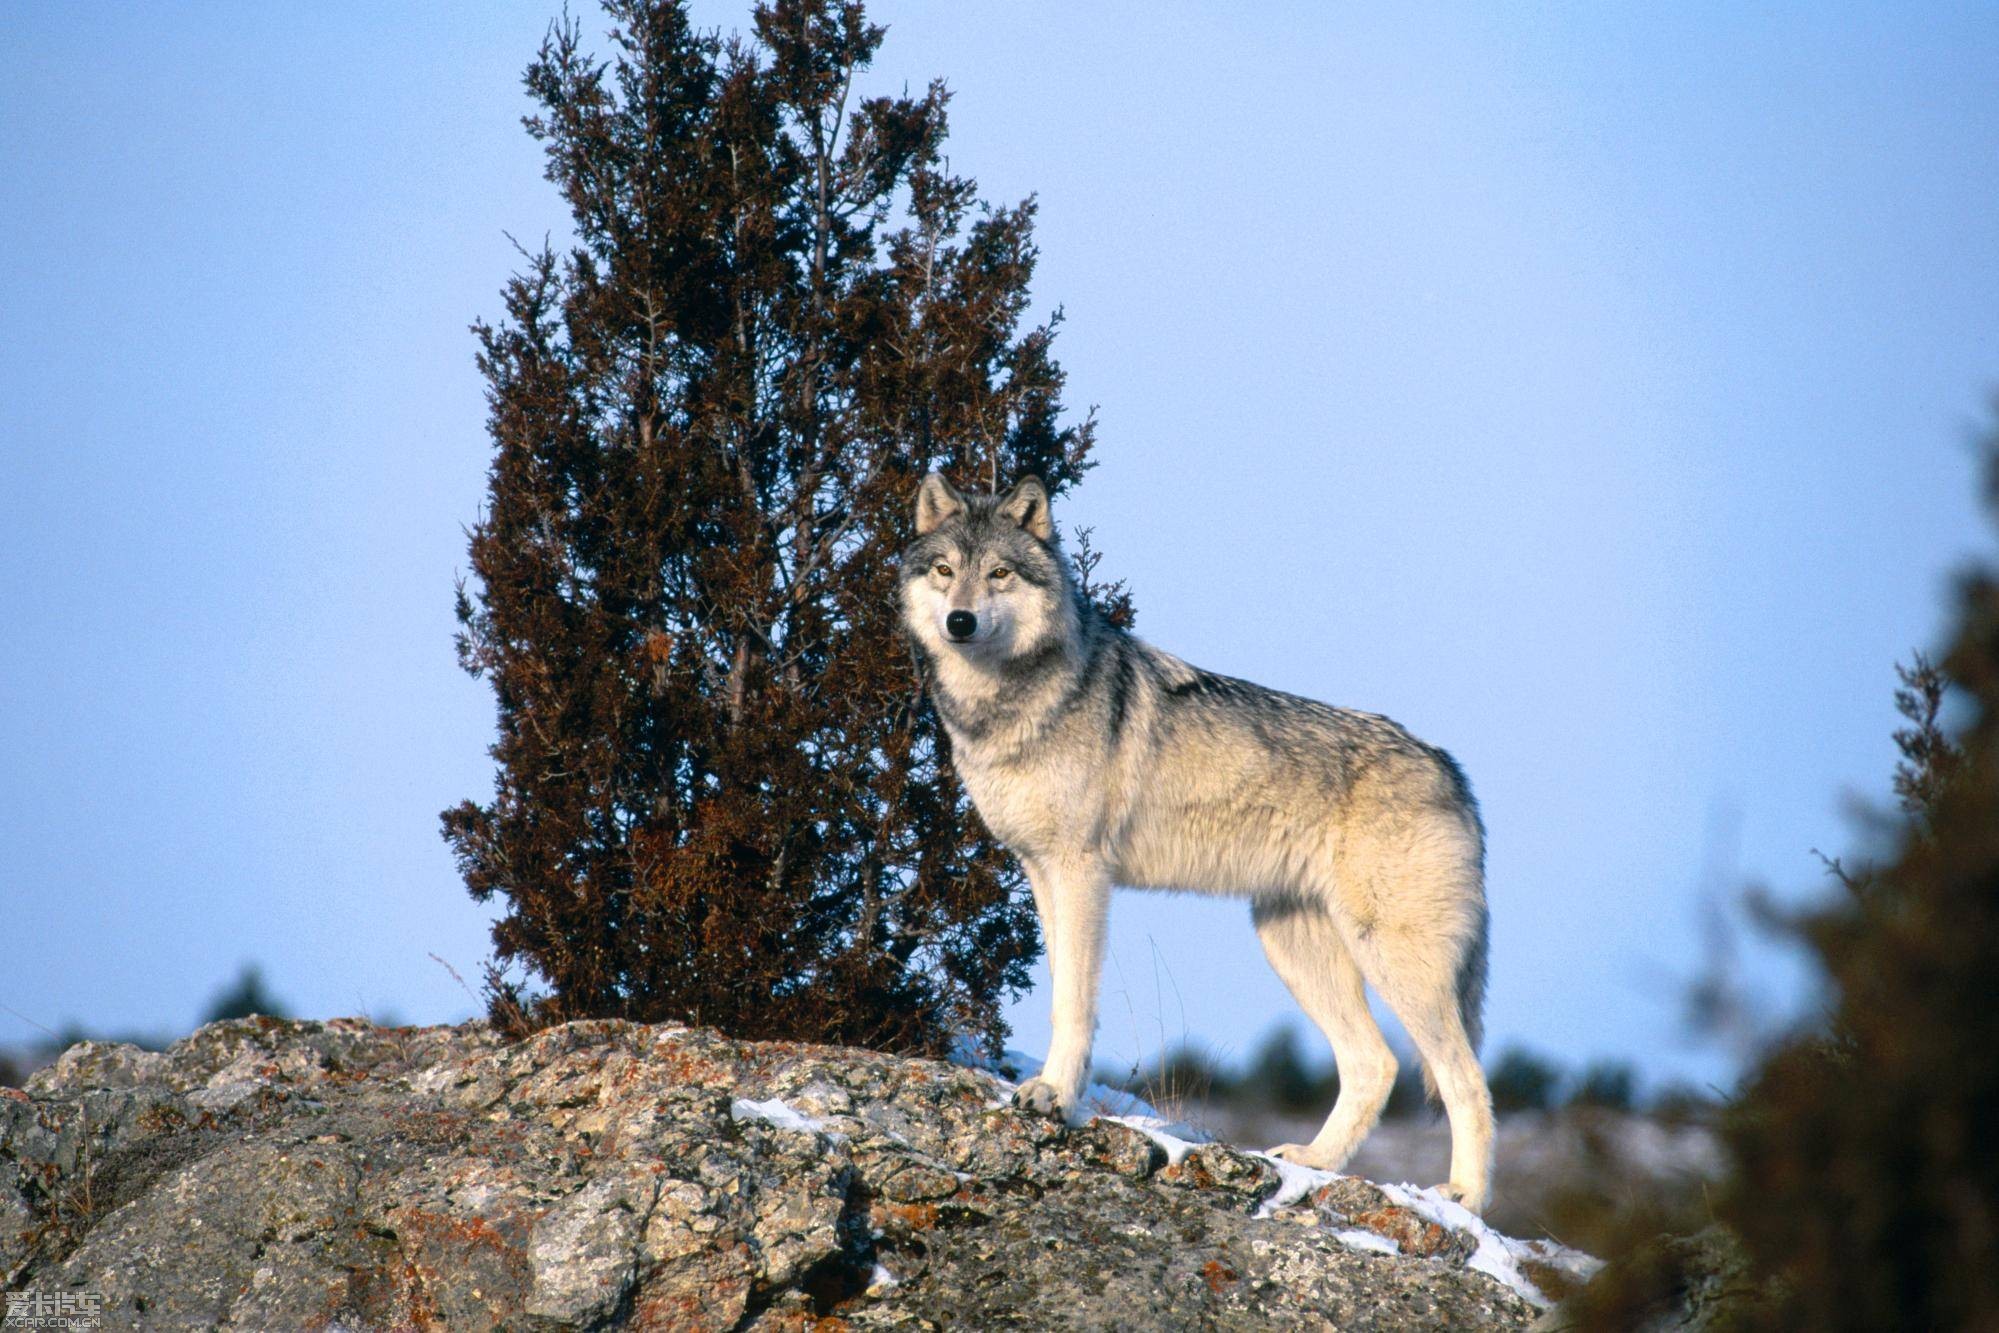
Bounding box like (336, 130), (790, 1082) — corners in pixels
(1103, 1112), (1205, 1166)
(1376, 1180), (1596, 1309)
(1254, 1154), (1342, 1213)
(1216, 1098), (1723, 1242)
(730, 1094), (842, 1138)
(949, 1041), (1601, 1309)
(1330, 1227), (1402, 1256)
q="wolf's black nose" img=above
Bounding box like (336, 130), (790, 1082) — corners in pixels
(946, 610), (977, 640)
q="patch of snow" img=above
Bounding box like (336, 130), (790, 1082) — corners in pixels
(1330, 1227), (1401, 1256)
(1377, 1181), (1591, 1309)
(951, 1043), (1190, 1129)
(944, 1033), (998, 1072)
(948, 1046), (1599, 1307)
(1252, 1155), (1342, 1216)
(950, 1043), (1044, 1108)
(945, 1038), (1043, 1084)
(866, 1262), (899, 1292)
(730, 1096), (843, 1140)
(1103, 1113), (1207, 1166)
(1513, 1236), (1607, 1290)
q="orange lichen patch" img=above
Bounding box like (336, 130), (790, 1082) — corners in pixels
(407, 1206), (519, 1244)
(1305, 1177), (1393, 1217)
(345, 1205), (535, 1331)
(341, 1249), (446, 1332)
(386, 1107), (479, 1146)
(1157, 1150), (1255, 1192)
(440, 1159), (517, 1193)
(877, 1200), (940, 1232)
(1201, 1259), (1240, 1294)
(392, 1207), (533, 1281)
(628, 1245), (754, 1332)
(648, 1045), (739, 1089)
(951, 1184), (1005, 1211)
(1352, 1206), (1462, 1259)
(1155, 1158), (1205, 1188)
(132, 1101), (191, 1135)
(604, 1056), (649, 1091)
(733, 1047), (789, 1079)
(756, 1315), (854, 1332)
(877, 1163), (962, 1204)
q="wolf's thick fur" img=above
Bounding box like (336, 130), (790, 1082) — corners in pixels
(899, 473), (1497, 1212)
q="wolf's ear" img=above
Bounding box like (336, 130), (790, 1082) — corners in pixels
(914, 472), (968, 535)
(998, 475), (1053, 542)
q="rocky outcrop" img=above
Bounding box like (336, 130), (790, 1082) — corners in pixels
(1, 1018), (1589, 1329)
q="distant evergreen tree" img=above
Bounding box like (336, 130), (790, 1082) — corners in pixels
(1486, 1046), (1562, 1113)
(1247, 1024), (1333, 1114)
(443, 0), (1117, 1053)
(1567, 1060), (1637, 1112)
(202, 964), (290, 1024)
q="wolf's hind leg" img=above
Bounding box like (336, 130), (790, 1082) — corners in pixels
(1252, 897), (1399, 1173)
(1343, 913), (1494, 1214)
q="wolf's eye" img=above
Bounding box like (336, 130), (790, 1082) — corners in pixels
(989, 567), (1011, 582)
(934, 563), (953, 578)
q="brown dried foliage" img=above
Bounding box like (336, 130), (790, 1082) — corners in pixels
(442, 0), (1116, 1055)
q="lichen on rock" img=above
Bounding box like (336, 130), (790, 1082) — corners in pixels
(2, 1018), (1584, 1329)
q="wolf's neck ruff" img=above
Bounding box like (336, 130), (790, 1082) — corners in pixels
(920, 603), (1096, 745)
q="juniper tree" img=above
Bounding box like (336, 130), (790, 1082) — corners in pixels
(443, 0), (1119, 1052)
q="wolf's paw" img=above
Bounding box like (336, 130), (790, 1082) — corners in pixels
(1266, 1142), (1336, 1169)
(1011, 1077), (1073, 1120)
(1430, 1181), (1488, 1216)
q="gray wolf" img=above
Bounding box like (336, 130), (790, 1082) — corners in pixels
(898, 472), (1496, 1212)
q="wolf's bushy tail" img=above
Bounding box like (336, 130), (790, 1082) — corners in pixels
(1456, 902), (1489, 1055)
(1421, 901), (1490, 1102)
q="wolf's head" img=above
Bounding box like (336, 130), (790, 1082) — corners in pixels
(898, 473), (1073, 664)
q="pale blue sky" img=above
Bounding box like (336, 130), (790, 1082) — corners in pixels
(3, 4), (1995, 1093)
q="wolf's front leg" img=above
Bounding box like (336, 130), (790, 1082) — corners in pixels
(1014, 859), (1110, 1121)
